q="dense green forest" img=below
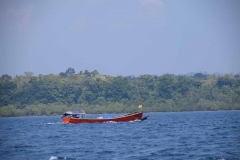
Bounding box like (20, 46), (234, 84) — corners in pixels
(0, 68), (240, 117)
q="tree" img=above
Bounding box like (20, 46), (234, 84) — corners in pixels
(65, 68), (75, 75)
(84, 70), (91, 77)
(1, 74), (12, 81)
(0, 81), (17, 106)
(91, 70), (99, 77)
(24, 72), (34, 78)
(1, 71), (240, 116)
(194, 73), (207, 79)
(95, 97), (106, 106)
(234, 75), (240, 78)
(217, 76), (233, 88)
(176, 76), (191, 95)
(157, 74), (176, 99)
(59, 72), (67, 78)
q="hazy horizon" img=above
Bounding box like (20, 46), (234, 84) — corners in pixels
(1, 0), (240, 77)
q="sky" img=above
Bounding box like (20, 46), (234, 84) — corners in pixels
(0, 0), (240, 77)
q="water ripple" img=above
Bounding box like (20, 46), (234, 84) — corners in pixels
(1, 111), (240, 159)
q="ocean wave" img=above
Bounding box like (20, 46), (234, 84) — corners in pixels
(47, 122), (63, 125)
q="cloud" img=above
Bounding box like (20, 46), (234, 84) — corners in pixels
(68, 16), (88, 32)
(138, 0), (164, 20)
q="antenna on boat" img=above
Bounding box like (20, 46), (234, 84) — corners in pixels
(137, 76), (145, 109)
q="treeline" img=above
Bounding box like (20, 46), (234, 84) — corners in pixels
(0, 68), (240, 117)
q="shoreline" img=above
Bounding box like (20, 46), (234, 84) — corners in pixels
(1, 109), (240, 118)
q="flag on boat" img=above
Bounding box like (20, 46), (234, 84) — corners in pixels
(138, 103), (142, 108)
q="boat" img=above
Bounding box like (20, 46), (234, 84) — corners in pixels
(62, 110), (148, 124)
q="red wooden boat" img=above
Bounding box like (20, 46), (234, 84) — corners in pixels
(62, 110), (147, 124)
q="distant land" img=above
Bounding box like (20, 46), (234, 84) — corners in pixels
(184, 72), (240, 77)
(0, 68), (240, 117)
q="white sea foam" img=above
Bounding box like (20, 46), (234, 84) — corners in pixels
(134, 120), (141, 122)
(49, 156), (58, 160)
(47, 122), (63, 125)
(105, 121), (117, 123)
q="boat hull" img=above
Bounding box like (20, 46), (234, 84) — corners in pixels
(62, 112), (143, 124)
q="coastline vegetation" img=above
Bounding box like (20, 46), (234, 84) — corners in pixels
(0, 68), (240, 117)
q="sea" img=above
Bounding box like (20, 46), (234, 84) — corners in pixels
(0, 111), (239, 160)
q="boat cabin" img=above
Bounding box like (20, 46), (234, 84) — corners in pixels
(62, 110), (86, 119)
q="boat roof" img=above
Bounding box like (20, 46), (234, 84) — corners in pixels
(64, 110), (86, 115)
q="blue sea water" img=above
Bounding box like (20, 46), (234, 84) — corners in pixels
(0, 111), (240, 160)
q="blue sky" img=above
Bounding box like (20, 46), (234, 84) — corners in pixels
(1, 0), (239, 77)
